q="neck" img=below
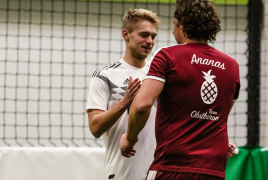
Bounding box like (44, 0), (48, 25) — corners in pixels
(183, 38), (207, 44)
(123, 50), (146, 69)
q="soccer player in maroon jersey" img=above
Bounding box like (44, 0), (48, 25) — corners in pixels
(119, 0), (240, 179)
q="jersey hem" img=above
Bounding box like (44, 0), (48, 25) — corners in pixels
(149, 165), (225, 179)
(86, 106), (106, 112)
(144, 75), (165, 83)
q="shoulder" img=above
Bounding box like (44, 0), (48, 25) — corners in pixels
(92, 60), (123, 78)
(152, 44), (189, 59)
(213, 48), (239, 66)
(153, 44), (181, 54)
(149, 45), (187, 65)
(149, 45), (173, 63)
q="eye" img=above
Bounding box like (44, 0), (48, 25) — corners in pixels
(140, 33), (148, 38)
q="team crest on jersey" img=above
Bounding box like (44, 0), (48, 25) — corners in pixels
(200, 70), (218, 104)
(123, 78), (129, 85)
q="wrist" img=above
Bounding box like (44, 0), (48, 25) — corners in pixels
(120, 98), (131, 109)
(126, 136), (137, 146)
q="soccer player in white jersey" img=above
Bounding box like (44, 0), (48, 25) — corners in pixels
(86, 9), (160, 180)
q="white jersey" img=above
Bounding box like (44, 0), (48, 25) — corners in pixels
(87, 59), (156, 180)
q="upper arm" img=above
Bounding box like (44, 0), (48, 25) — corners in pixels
(87, 109), (104, 126)
(147, 49), (170, 82)
(87, 109), (105, 138)
(133, 79), (164, 108)
(134, 49), (168, 108)
(86, 77), (109, 112)
(86, 77), (109, 133)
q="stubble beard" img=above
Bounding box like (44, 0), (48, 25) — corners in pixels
(130, 47), (149, 60)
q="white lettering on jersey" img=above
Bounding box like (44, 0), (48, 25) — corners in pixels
(190, 110), (220, 121)
(191, 54), (225, 70)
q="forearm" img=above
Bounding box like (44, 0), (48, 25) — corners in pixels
(126, 79), (164, 144)
(89, 77), (142, 138)
(126, 103), (151, 144)
(120, 79), (164, 157)
(89, 100), (129, 138)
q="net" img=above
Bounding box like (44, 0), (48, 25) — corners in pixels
(0, 0), (265, 147)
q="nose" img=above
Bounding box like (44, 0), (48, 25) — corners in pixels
(146, 36), (153, 44)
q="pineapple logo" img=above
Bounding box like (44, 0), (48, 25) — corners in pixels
(201, 70), (218, 104)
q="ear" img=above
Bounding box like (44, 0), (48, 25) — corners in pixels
(122, 29), (130, 42)
(179, 24), (183, 31)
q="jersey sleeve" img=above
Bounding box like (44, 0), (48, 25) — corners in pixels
(86, 77), (109, 112)
(144, 48), (170, 83)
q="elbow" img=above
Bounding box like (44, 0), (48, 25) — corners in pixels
(89, 121), (103, 138)
(93, 133), (102, 139)
(88, 111), (105, 138)
(134, 102), (152, 114)
(89, 126), (102, 138)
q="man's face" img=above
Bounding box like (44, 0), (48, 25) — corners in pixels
(173, 18), (183, 44)
(127, 20), (157, 60)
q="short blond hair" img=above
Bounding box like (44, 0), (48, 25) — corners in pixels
(123, 9), (160, 33)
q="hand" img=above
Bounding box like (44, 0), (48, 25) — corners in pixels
(122, 76), (141, 108)
(228, 143), (236, 158)
(119, 134), (137, 158)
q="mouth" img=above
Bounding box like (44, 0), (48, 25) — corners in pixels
(142, 46), (151, 52)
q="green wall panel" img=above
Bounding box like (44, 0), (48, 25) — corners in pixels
(226, 146), (268, 180)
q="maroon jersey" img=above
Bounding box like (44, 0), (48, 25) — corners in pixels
(146, 43), (240, 178)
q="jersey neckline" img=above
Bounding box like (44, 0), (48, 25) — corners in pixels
(120, 58), (148, 71)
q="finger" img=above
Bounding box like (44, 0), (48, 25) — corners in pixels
(126, 76), (133, 90)
(124, 147), (136, 153)
(227, 149), (235, 158)
(228, 148), (234, 153)
(227, 154), (233, 158)
(129, 80), (141, 93)
(129, 78), (140, 88)
(121, 150), (128, 157)
(122, 151), (133, 158)
(129, 76), (133, 84)
(130, 83), (141, 97)
(127, 152), (136, 156)
(127, 77), (139, 91)
(229, 143), (236, 149)
(129, 148), (136, 153)
(126, 77), (132, 92)
(125, 150), (136, 157)
(133, 80), (141, 88)
(124, 154), (131, 158)
(132, 89), (140, 99)
(229, 145), (236, 153)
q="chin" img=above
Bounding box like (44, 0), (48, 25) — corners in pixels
(137, 54), (147, 60)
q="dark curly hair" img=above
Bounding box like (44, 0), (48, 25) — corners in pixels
(174, 0), (221, 43)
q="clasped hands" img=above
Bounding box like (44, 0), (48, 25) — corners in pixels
(119, 134), (138, 158)
(119, 134), (237, 158)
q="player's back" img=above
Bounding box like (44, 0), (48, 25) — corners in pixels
(148, 43), (240, 178)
